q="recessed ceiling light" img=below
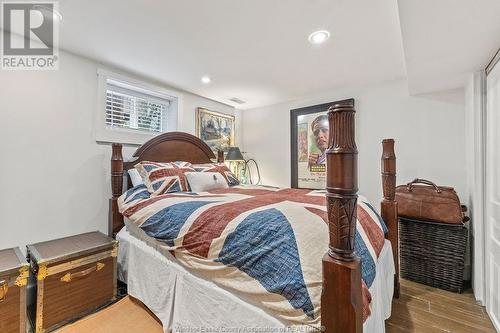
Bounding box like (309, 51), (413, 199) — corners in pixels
(201, 76), (211, 84)
(308, 30), (330, 45)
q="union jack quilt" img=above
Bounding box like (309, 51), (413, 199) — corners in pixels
(135, 161), (195, 196)
(118, 185), (387, 327)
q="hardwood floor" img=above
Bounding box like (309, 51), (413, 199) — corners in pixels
(386, 279), (496, 333)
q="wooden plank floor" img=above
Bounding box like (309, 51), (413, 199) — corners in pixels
(386, 279), (496, 333)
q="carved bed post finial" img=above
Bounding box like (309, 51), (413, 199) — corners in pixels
(325, 104), (358, 260)
(380, 138), (400, 298)
(322, 102), (362, 333)
(381, 139), (396, 201)
(217, 149), (225, 163)
(111, 143), (124, 197)
(109, 143), (124, 237)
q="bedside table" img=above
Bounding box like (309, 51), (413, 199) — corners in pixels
(27, 231), (118, 333)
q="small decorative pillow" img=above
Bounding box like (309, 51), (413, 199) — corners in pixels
(185, 172), (229, 192)
(191, 163), (240, 186)
(128, 169), (144, 187)
(135, 161), (195, 196)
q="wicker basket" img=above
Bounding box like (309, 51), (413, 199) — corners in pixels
(399, 217), (468, 293)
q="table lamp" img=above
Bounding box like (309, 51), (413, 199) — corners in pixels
(225, 147), (260, 185)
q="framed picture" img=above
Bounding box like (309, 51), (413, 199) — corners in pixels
(196, 107), (235, 152)
(290, 98), (354, 189)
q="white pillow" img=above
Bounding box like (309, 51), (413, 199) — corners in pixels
(128, 168), (144, 187)
(185, 172), (229, 192)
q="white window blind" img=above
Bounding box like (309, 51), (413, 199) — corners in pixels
(105, 83), (170, 133)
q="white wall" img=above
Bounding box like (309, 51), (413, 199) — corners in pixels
(0, 50), (236, 250)
(241, 79), (467, 207)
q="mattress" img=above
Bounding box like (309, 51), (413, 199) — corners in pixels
(117, 222), (394, 333)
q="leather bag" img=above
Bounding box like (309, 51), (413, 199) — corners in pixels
(395, 178), (465, 224)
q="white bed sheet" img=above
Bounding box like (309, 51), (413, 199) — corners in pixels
(117, 225), (394, 333)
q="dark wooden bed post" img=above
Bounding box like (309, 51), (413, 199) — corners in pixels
(217, 149), (224, 163)
(322, 103), (362, 333)
(109, 143), (124, 237)
(381, 139), (399, 298)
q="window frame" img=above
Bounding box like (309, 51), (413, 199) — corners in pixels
(95, 69), (183, 145)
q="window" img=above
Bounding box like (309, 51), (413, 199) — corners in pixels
(106, 84), (168, 133)
(95, 70), (181, 145)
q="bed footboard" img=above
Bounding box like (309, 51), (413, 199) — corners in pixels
(322, 104), (398, 333)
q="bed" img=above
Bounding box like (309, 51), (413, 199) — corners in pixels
(108, 103), (400, 333)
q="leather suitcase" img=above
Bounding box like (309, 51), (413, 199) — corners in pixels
(0, 247), (29, 333)
(395, 178), (465, 224)
(27, 232), (118, 333)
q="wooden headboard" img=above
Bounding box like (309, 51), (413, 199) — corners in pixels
(109, 131), (224, 236)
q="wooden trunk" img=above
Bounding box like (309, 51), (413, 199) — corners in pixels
(27, 232), (118, 333)
(0, 247), (28, 333)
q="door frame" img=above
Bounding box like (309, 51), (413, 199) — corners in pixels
(466, 71), (487, 305)
(485, 48), (500, 330)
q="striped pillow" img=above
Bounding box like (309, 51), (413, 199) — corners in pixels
(135, 161), (195, 196)
(192, 163), (240, 186)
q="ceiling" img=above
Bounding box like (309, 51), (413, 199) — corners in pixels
(7, 1), (500, 109)
(56, 0), (406, 109)
(398, 0), (500, 95)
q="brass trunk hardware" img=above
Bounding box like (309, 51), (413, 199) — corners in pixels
(15, 266), (29, 287)
(36, 308), (44, 333)
(37, 250), (112, 281)
(60, 273), (71, 283)
(37, 263), (48, 281)
(111, 241), (119, 258)
(0, 280), (8, 302)
(97, 262), (105, 271)
(60, 262), (105, 283)
(36, 280), (44, 333)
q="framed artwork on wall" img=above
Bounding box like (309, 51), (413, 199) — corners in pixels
(290, 98), (354, 189)
(196, 108), (235, 152)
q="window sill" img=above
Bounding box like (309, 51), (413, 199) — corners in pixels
(95, 127), (159, 146)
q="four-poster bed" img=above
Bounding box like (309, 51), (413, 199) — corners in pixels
(109, 103), (399, 333)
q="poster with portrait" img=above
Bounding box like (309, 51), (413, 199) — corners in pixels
(290, 99), (354, 189)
